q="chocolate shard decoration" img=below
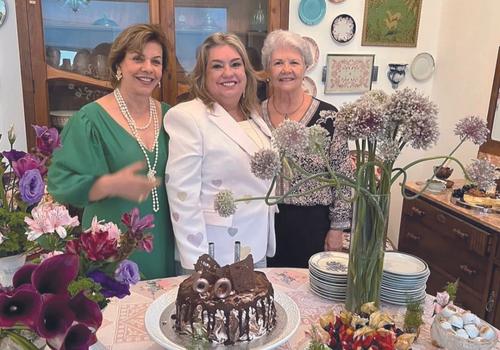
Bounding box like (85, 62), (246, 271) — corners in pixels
(194, 254), (220, 284)
(229, 254), (256, 292)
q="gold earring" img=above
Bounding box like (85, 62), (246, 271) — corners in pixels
(116, 69), (122, 81)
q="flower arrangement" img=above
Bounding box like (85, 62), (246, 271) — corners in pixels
(214, 88), (489, 312)
(25, 206), (154, 308)
(0, 125), (61, 258)
(0, 253), (102, 350)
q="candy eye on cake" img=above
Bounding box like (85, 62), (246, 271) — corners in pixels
(213, 277), (232, 299)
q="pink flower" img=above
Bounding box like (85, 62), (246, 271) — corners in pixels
(89, 217), (121, 241)
(13, 154), (47, 178)
(79, 226), (118, 261)
(40, 250), (63, 261)
(139, 235), (154, 253)
(435, 291), (450, 307)
(24, 202), (79, 241)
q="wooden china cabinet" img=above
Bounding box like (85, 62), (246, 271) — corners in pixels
(15, 0), (289, 149)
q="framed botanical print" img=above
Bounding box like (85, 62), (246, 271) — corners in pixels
(324, 54), (375, 94)
(361, 0), (422, 47)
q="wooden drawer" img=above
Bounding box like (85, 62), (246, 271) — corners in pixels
(427, 265), (484, 317)
(399, 216), (489, 295)
(402, 198), (492, 257)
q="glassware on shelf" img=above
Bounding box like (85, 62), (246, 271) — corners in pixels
(251, 2), (266, 32)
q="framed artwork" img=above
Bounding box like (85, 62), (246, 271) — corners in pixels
(325, 54), (375, 94)
(361, 0), (422, 47)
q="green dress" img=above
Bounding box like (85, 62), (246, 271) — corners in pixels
(48, 102), (175, 279)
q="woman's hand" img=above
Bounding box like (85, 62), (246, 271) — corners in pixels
(89, 161), (160, 203)
(324, 229), (344, 251)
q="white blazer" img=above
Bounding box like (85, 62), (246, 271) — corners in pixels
(164, 98), (276, 269)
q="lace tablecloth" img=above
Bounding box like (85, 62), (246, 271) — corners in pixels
(97, 268), (499, 349)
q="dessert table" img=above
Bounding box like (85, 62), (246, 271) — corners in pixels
(97, 268), (500, 349)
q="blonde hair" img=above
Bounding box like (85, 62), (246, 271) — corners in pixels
(190, 32), (259, 117)
(108, 24), (168, 88)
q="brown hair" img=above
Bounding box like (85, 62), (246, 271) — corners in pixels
(108, 23), (168, 88)
(189, 32), (259, 117)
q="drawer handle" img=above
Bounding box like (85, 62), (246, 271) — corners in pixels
(459, 264), (477, 276)
(410, 207), (425, 217)
(436, 214), (446, 224)
(486, 291), (496, 312)
(453, 228), (469, 240)
(407, 232), (421, 241)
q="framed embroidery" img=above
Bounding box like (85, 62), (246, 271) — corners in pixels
(324, 54), (375, 94)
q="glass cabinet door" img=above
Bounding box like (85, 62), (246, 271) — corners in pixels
(40, 0), (151, 129)
(171, 0), (270, 103)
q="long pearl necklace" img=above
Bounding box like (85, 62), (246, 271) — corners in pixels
(114, 88), (160, 212)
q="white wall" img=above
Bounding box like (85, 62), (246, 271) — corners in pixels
(0, 0), (26, 152)
(289, 0), (444, 244)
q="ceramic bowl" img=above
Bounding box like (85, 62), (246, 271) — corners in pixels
(50, 110), (77, 128)
(434, 166), (454, 180)
(431, 314), (497, 350)
(426, 179), (446, 192)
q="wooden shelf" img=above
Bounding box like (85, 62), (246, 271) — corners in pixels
(46, 65), (112, 89)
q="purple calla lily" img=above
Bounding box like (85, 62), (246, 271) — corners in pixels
(68, 292), (102, 330)
(47, 323), (94, 350)
(37, 294), (75, 339)
(0, 284), (42, 328)
(32, 254), (79, 295)
(12, 263), (37, 288)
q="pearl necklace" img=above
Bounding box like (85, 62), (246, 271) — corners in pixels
(114, 88), (160, 212)
(271, 92), (305, 120)
(135, 113), (153, 130)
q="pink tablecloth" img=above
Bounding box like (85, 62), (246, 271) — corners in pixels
(96, 268), (498, 349)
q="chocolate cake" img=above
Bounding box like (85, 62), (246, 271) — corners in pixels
(173, 254), (277, 344)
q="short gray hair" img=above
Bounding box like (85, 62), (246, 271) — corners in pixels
(261, 30), (313, 71)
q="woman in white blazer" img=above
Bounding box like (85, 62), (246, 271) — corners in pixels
(164, 33), (276, 273)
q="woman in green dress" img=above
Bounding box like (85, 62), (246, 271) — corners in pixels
(48, 24), (175, 279)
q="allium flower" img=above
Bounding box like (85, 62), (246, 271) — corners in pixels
(19, 168), (45, 205)
(377, 139), (400, 162)
(361, 89), (389, 105)
(466, 159), (497, 190)
(24, 202), (79, 241)
(250, 149), (281, 180)
(214, 190), (237, 217)
(272, 119), (309, 156)
(87, 270), (130, 298)
(115, 260), (140, 285)
(33, 125), (61, 156)
(334, 99), (385, 140)
(403, 112), (439, 150)
(454, 115), (489, 145)
(307, 125), (329, 153)
(384, 87), (438, 124)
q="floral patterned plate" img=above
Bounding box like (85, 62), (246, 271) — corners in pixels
(303, 36), (319, 72)
(302, 76), (317, 96)
(331, 14), (356, 43)
(308, 251), (349, 275)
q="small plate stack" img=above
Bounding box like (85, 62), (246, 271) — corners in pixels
(381, 251), (430, 305)
(308, 251), (349, 301)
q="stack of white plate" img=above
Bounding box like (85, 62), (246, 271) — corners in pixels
(381, 251), (430, 305)
(308, 251), (349, 301)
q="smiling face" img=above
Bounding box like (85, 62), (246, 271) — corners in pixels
(205, 44), (247, 109)
(117, 41), (163, 97)
(269, 47), (306, 93)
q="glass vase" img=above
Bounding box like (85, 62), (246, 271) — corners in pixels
(0, 253), (26, 287)
(345, 193), (390, 313)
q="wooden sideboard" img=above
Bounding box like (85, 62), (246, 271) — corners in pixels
(398, 181), (500, 327)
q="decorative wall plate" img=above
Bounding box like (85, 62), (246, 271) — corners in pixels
(410, 52), (435, 81)
(331, 14), (356, 43)
(0, 0), (7, 27)
(302, 76), (317, 96)
(303, 36), (319, 72)
(298, 0), (326, 26)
